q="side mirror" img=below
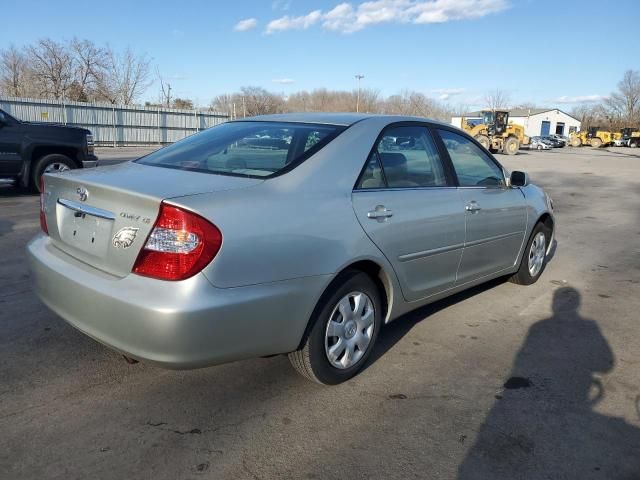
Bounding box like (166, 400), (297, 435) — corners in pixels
(510, 170), (529, 187)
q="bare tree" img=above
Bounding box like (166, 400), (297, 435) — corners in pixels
(239, 86), (284, 116)
(172, 98), (194, 109)
(68, 38), (108, 101)
(210, 93), (235, 116)
(604, 70), (640, 125)
(99, 47), (151, 105)
(483, 88), (510, 110)
(27, 38), (74, 99)
(0, 45), (29, 97)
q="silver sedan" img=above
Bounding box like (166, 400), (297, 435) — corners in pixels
(28, 113), (555, 384)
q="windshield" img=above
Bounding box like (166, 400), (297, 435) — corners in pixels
(482, 111), (495, 125)
(137, 121), (345, 178)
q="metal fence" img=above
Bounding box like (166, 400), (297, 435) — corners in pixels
(0, 96), (229, 146)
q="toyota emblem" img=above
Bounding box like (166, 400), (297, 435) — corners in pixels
(76, 186), (89, 202)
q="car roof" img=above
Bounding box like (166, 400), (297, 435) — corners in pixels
(237, 112), (453, 128)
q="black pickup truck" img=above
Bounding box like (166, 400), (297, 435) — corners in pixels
(0, 108), (98, 192)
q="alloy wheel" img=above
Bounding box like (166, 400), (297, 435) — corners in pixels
(528, 231), (546, 277)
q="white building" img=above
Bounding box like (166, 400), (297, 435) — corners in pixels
(451, 108), (581, 137)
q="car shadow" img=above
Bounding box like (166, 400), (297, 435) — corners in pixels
(457, 287), (640, 479)
(0, 184), (34, 198)
(365, 276), (509, 371)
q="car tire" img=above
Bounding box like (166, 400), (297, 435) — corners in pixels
(630, 141), (638, 148)
(510, 222), (551, 286)
(288, 270), (383, 385)
(31, 154), (75, 192)
(537, 145), (542, 150)
(503, 136), (519, 155)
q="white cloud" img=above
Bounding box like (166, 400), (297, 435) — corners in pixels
(233, 18), (258, 32)
(432, 87), (465, 100)
(554, 95), (606, 104)
(265, 0), (509, 34)
(272, 78), (295, 84)
(266, 10), (323, 33)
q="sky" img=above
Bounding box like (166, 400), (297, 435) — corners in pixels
(2, 0), (639, 109)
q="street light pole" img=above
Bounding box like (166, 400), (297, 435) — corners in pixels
(355, 74), (364, 112)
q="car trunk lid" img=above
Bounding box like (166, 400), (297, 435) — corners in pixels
(42, 161), (262, 277)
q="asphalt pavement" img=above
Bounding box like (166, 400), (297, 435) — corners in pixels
(1, 146), (639, 479)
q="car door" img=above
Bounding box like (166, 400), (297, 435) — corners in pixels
(436, 128), (527, 284)
(0, 111), (23, 176)
(352, 124), (466, 302)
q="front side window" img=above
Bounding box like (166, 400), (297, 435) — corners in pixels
(137, 121), (344, 178)
(357, 125), (447, 189)
(437, 129), (505, 187)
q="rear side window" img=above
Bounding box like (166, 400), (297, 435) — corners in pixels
(137, 121), (345, 178)
(357, 125), (447, 189)
(437, 129), (505, 187)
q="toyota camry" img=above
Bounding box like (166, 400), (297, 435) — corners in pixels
(28, 113), (555, 384)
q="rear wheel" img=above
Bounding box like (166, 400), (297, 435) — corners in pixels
(503, 136), (519, 155)
(537, 145), (543, 150)
(630, 140), (638, 148)
(31, 154), (75, 192)
(510, 222), (551, 285)
(590, 137), (603, 148)
(475, 135), (490, 151)
(571, 137), (582, 147)
(288, 271), (382, 385)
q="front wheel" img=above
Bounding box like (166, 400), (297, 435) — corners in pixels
(590, 137), (603, 148)
(289, 271), (382, 385)
(510, 222), (551, 285)
(503, 136), (519, 155)
(571, 137), (581, 147)
(475, 135), (491, 151)
(31, 154), (75, 192)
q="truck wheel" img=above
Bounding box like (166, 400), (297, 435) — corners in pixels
(31, 154), (75, 192)
(503, 136), (519, 155)
(288, 270), (382, 385)
(590, 138), (602, 148)
(570, 137), (581, 147)
(475, 135), (490, 151)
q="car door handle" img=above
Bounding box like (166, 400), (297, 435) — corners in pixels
(465, 201), (481, 212)
(367, 206), (393, 219)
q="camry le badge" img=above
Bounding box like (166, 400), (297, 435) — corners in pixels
(112, 227), (139, 249)
(76, 186), (89, 202)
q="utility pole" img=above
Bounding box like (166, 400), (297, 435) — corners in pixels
(166, 83), (172, 108)
(355, 74), (365, 112)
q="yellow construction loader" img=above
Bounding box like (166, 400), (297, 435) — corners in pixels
(461, 110), (529, 155)
(570, 127), (615, 148)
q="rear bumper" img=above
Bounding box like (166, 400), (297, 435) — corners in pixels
(27, 234), (327, 369)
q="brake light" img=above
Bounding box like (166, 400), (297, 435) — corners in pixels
(132, 203), (222, 281)
(39, 177), (48, 235)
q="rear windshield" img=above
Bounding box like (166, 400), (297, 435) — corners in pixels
(136, 121), (345, 178)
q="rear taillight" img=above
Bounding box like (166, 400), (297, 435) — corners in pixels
(39, 177), (48, 235)
(133, 203), (222, 281)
